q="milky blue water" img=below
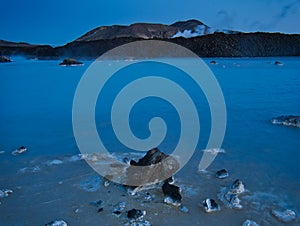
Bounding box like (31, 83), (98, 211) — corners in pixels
(0, 57), (299, 224)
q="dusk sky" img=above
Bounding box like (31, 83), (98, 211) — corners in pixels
(1, 0), (300, 46)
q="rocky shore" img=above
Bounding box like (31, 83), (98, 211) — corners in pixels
(1, 20), (300, 59)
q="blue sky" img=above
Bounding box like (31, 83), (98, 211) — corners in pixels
(1, 0), (299, 46)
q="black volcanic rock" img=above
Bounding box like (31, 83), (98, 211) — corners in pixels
(125, 148), (180, 186)
(59, 58), (83, 66)
(0, 40), (57, 59)
(0, 55), (12, 63)
(271, 115), (300, 128)
(1, 20), (300, 58)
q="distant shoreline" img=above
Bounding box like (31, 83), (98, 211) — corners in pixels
(1, 20), (300, 59)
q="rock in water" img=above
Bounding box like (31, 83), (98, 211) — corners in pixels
(271, 209), (297, 223)
(59, 58), (83, 66)
(112, 201), (126, 217)
(162, 181), (182, 207)
(209, 60), (218, 65)
(130, 147), (169, 166)
(231, 179), (245, 194)
(0, 189), (13, 198)
(271, 115), (300, 128)
(0, 56), (12, 63)
(243, 219), (260, 226)
(126, 148), (179, 188)
(274, 61), (283, 66)
(179, 205), (189, 213)
(126, 208), (151, 226)
(127, 208), (146, 220)
(216, 169), (229, 179)
(12, 146), (27, 155)
(202, 198), (221, 213)
(218, 179), (246, 209)
(45, 220), (67, 226)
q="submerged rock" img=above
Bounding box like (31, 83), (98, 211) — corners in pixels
(218, 179), (246, 209)
(201, 198), (221, 213)
(112, 201), (126, 217)
(271, 115), (300, 128)
(90, 199), (103, 207)
(126, 147), (179, 188)
(216, 169), (229, 179)
(47, 159), (64, 166)
(0, 189), (13, 198)
(162, 181), (182, 207)
(79, 175), (101, 192)
(0, 56), (12, 63)
(243, 219), (260, 226)
(231, 179), (245, 194)
(45, 220), (67, 226)
(59, 58), (83, 66)
(274, 61), (283, 66)
(271, 209), (297, 223)
(12, 146), (27, 155)
(209, 60), (218, 65)
(179, 205), (189, 213)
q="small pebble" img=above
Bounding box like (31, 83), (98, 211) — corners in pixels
(112, 210), (122, 218)
(127, 208), (146, 220)
(216, 169), (229, 179)
(104, 180), (110, 187)
(180, 205), (189, 213)
(45, 220), (67, 226)
(97, 208), (103, 212)
(202, 198), (220, 213)
(144, 192), (153, 201)
(112, 201), (126, 217)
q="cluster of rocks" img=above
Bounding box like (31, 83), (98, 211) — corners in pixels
(271, 115), (300, 128)
(101, 148), (298, 225)
(217, 179), (246, 209)
(90, 199), (150, 225)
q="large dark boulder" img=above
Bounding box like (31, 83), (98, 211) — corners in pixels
(59, 58), (83, 66)
(125, 148), (179, 187)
